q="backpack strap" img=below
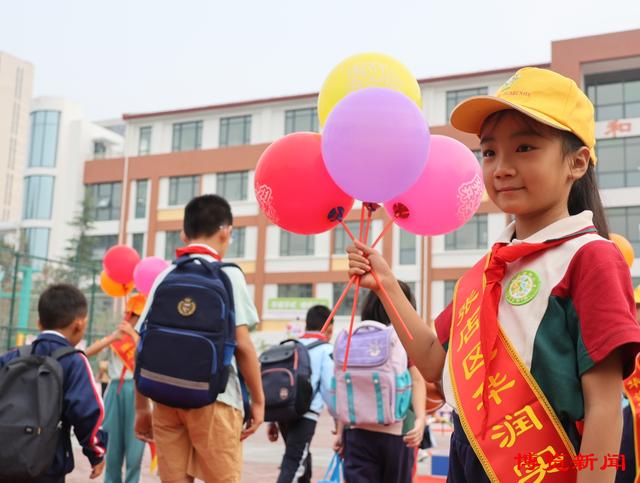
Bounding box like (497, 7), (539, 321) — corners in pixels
(51, 346), (81, 361)
(18, 345), (33, 358)
(306, 340), (328, 351)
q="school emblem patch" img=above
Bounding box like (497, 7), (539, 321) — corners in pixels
(279, 387), (289, 400)
(505, 270), (541, 306)
(177, 297), (196, 316)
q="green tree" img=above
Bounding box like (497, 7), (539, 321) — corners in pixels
(65, 194), (98, 269)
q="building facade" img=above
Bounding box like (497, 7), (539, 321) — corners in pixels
(22, 97), (123, 261)
(83, 29), (640, 332)
(0, 52), (34, 231)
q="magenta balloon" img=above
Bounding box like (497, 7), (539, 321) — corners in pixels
(385, 135), (484, 236)
(133, 257), (169, 295)
(321, 87), (430, 203)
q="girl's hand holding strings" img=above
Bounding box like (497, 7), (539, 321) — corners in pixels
(347, 240), (394, 292)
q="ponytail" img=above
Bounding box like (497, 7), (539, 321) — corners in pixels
(563, 133), (609, 239)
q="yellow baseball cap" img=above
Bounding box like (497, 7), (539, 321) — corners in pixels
(450, 67), (597, 164)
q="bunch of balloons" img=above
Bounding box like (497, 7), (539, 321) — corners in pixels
(100, 245), (169, 297)
(254, 52), (484, 238)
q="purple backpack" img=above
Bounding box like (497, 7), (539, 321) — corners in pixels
(332, 321), (412, 426)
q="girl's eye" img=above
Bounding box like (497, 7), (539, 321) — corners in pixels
(482, 149), (495, 158)
(516, 145), (534, 152)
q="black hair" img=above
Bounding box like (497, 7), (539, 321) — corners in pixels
(38, 284), (88, 330)
(481, 110), (609, 238)
(361, 281), (415, 326)
(183, 194), (233, 239)
(305, 305), (332, 331)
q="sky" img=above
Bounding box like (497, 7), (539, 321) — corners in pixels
(2, 0), (640, 120)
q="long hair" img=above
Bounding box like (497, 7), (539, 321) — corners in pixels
(360, 281), (415, 326)
(481, 110), (609, 238)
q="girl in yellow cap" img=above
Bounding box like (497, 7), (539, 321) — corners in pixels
(348, 67), (640, 482)
(86, 294), (147, 483)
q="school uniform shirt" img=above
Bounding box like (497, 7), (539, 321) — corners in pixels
(299, 333), (335, 421)
(0, 331), (107, 477)
(435, 210), (640, 448)
(136, 243), (260, 415)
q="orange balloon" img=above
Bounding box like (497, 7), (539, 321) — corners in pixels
(100, 270), (134, 297)
(425, 381), (446, 415)
(610, 233), (635, 268)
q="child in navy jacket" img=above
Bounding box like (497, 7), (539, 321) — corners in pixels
(0, 284), (107, 482)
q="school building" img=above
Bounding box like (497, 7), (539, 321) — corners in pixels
(82, 28), (640, 331)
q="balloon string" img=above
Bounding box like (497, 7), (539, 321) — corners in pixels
(339, 221), (357, 244)
(364, 209), (373, 245)
(342, 276), (361, 372)
(320, 276), (356, 334)
(371, 215), (397, 249)
(369, 269), (413, 341)
(358, 204), (365, 242)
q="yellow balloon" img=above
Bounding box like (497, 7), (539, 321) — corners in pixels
(318, 53), (422, 127)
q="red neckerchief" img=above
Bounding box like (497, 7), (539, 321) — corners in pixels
(478, 226), (597, 418)
(175, 244), (221, 260)
(301, 332), (328, 341)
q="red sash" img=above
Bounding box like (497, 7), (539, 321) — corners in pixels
(624, 354), (640, 482)
(110, 334), (136, 393)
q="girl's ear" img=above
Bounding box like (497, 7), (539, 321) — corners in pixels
(568, 146), (590, 181)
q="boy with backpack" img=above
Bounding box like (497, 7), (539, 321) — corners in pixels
(264, 305), (335, 483)
(133, 194), (264, 483)
(0, 284), (107, 483)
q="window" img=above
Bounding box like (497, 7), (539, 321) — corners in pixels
(446, 87), (488, 119)
(606, 206), (640, 254)
(28, 110), (60, 167)
(21, 228), (50, 259)
(138, 126), (152, 155)
(217, 171), (248, 201)
(220, 115), (251, 147)
(135, 180), (148, 219)
(278, 284), (313, 298)
(169, 176), (199, 206)
(445, 214), (488, 250)
(399, 230), (416, 265)
(132, 233), (145, 257)
(280, 231), (314, 256)
(165, 231), (182, 260)
(596, 137), (640, 188)
(93, 141), (107, 159)
(86, 182), (122, 221)
(333, 221), (372, 255)
(586, 70), (640, 121)
(226, 227), (246, 259)
(88, 234), (118, 261)
(444, 280), (456, 307)
(172, 121), (202, 152)
(23, 176), (54, 220)
(332, 283), (370, 316)
(285, 108), (318, 134)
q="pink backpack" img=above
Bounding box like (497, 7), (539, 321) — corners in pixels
(332, 321), (412, 425)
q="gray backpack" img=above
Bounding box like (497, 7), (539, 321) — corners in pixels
(0, 345), (79, 480)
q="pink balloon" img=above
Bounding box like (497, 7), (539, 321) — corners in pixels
(133, 257), (169, 295)
(385, 135), (484, 236)
(103, 245), (140, 284)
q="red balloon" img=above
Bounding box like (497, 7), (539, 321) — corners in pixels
(103, 245), (140, 284)
(255, 132), (354, 234)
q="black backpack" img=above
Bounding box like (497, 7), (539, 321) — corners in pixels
(260, 339), (326, 423)
(0, 345), (79, 480)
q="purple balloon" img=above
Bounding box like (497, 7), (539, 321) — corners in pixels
(321, 87), (430, 203)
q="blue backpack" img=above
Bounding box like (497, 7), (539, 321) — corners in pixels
(134, 255), (238, 409)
